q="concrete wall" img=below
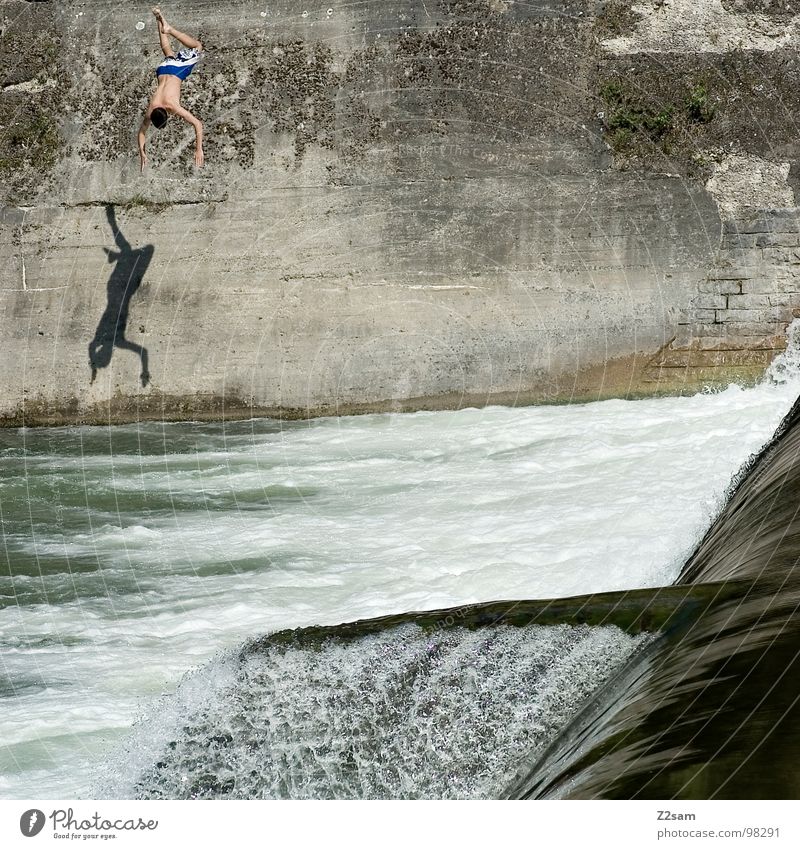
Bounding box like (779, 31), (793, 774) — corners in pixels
(2, 0), (800, 424)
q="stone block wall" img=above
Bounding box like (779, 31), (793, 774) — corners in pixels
(649, 210), (800, 388)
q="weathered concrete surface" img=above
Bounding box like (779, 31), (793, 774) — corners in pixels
(2, 0), (800, 424)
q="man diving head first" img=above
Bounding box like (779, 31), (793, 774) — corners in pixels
(138, 8), (205, 172)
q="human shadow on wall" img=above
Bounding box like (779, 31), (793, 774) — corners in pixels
(89, 205), (153, 387)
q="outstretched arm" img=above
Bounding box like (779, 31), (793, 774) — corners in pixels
(137, 114), (151, 172)
(171, 104), (204, 167)
(105, 204), (131, 253)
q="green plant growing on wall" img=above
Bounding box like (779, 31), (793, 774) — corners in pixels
(599, 77), (716, 163)
(685, 83), (715, 124)
(600, 80), (674, 143)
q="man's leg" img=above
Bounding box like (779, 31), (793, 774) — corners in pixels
(153, 8), (173, 56)
(168, 26), (202, 50)
(152, 7), (202, 51)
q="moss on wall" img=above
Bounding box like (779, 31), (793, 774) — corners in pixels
(593, 45), (800, 174)
(0, 1), (66, 202)
(594, 0), (644, 38)
(0, 105), (62, 181)
(4, 1), (800, 199)
(0, 0), (600, 201)
(598, 76), (715, 171)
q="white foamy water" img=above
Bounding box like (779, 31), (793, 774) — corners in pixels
(1, 338), (800, 799)
(103, 623), (651, 800)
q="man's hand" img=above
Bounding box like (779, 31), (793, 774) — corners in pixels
(195, 147), (204, 168)
(140, 151), (148, 173)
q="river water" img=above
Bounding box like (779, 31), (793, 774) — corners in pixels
(2, 344), (800, 798)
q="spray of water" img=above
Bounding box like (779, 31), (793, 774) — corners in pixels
(99, 623), (651, 800)
(766, 319), (800, 386)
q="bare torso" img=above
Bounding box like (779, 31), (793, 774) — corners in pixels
(149, 74), (183, 112)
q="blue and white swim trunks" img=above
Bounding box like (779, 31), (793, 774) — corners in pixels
(156, 47), (202, 80)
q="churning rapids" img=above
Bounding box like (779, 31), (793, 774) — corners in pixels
(3, 335), (800, 799)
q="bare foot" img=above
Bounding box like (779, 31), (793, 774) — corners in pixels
(152, 7), (171, 34)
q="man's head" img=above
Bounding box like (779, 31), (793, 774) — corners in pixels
(150, 107), (169, 129)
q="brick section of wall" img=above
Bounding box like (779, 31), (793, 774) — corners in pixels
(646, 209), (800, 387)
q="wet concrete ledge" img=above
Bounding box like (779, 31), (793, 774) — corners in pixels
(0, 350), (770, 428)
(245, 581), (749, 652)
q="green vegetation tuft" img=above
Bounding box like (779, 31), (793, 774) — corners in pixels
(599, 77), (716, 163)
(685, 83), (715, 124)
(600, 80), (674, 143)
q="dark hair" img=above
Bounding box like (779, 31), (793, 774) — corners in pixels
(150, 107), (169, 129)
